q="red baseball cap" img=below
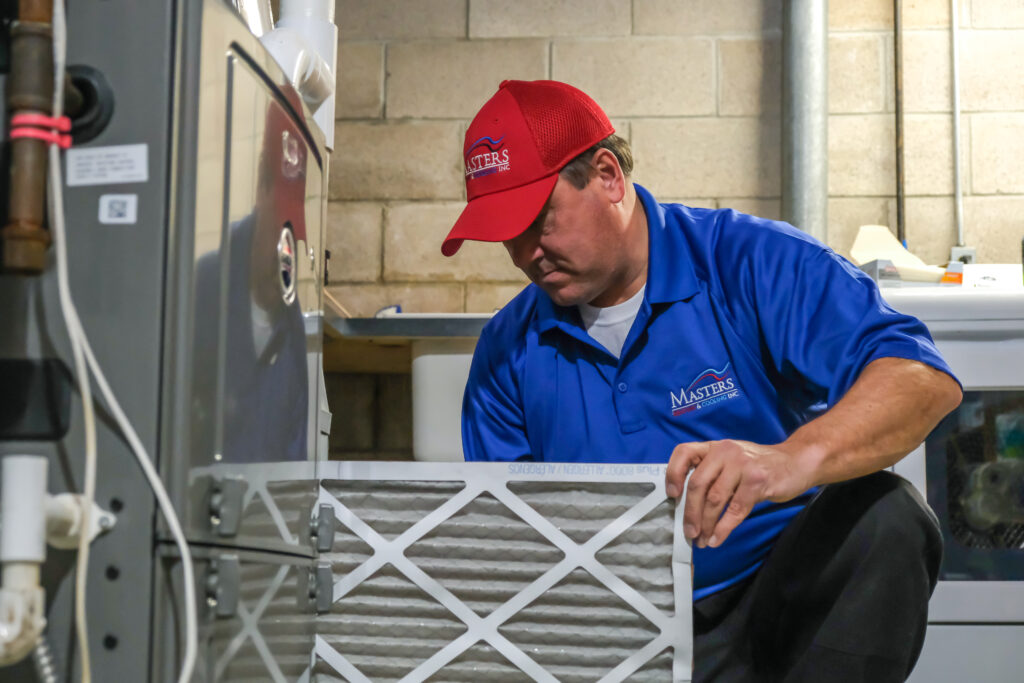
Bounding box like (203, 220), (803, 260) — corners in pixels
(441, 80), (614, 256)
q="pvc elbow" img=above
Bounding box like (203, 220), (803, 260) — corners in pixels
(260, 27), (334, 111)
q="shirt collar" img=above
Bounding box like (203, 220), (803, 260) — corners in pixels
(635, 183), (702, 304)
(535, 182), (702, 334)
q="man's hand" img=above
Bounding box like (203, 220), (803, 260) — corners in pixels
(665, 439), (815, 548)
(664, 358), (962, 550)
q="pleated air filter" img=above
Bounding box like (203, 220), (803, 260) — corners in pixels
(314, 461), (693, 682)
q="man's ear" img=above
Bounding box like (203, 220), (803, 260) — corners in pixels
(591, 148), (626, 203)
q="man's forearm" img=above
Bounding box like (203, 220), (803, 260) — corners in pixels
(779, 356), (962, 488)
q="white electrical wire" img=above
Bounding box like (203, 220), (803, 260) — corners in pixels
(47, 3), (96, 681)
(47, 1), (197, 681)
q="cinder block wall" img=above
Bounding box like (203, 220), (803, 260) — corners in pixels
(328, 0), (1024, 317)
(324, 0), (1024, 460)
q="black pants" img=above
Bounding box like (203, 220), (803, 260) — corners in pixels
(693, 471), (943, 683)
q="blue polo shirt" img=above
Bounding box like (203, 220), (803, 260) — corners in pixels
(462, 183), (955, 600)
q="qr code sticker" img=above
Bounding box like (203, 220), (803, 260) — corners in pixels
(98, 194), (137, 224)
(108, 199), (128, 218)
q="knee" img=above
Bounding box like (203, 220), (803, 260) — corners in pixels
(826, 471), (943, 586)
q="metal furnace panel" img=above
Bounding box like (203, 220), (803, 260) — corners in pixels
(172, 0), (325, 553)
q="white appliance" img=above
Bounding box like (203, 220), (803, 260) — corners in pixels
(884, 290), (1024, 681)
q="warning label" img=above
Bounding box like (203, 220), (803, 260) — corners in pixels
(66, 144), (148, 187)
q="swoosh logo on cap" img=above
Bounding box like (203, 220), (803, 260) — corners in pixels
(466, 135), (505, 156)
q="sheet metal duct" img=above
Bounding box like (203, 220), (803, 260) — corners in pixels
(782, 0), (829, 243)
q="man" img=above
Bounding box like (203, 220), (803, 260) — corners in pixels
(442, 80), (961, 682)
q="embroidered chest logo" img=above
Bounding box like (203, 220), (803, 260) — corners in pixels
(670, 362), (742, 416)
(465, 135), (510, 180)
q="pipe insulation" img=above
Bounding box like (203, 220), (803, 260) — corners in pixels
(782, 0), (829, 243)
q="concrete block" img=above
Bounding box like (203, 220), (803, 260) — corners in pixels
(338, 0), (466, 40)
(719, 198), (782, 222)
(903, 31), (951, 112)
(829, 34), (886, 113)
(326, 202), (383, 283)
(961, 31), (1024, 112)
(330, 121), (464, 200)
(375, 374), (413, 451)
(324, 373), (376, 451)
(971, 0), (1024, 28)
(632, 117), (780, 198)
(610, 119), (631, 145)
(387, 40), (548, 119)
(384, 202), (526, 282)
(469, 0), (631, 37)
(719, 38), (782, 117)
(905, 196), (957, 265)
(466, 283), (529, 312)
(553, 38), (714, 117)
(828, 197), (896, 258)
(971, 114), (1024, 194)
(633, 0), (782, 35)
(336, 42), (384, 119)
(904, 0), (955, 28)
(904, 114), (960, 196)
(326, 283), (465, 316)
(964, 196), (1024, 263)
(828, 114), (896, 196)
(830, 0), (892, 30)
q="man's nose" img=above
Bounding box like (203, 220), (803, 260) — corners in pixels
(507, 232), (542, 268)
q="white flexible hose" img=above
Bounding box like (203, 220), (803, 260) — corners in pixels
(47, 1), (197, 680)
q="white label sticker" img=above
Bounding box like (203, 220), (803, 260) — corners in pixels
(98, 194), (138, 224)
(66, 144), (148, 186)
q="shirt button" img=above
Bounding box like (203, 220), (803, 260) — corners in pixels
(617, 382), (628, 393)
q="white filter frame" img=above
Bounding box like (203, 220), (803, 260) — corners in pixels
(316, 461), (693, 683)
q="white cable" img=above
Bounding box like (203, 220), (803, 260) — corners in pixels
(46, 1), (197, 681)
(47, 3), (96, 681)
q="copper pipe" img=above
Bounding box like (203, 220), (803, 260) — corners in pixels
(2, 2), (55, 274)
(19, 0), (52, 24)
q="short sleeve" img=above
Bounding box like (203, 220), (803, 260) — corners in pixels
(461, 326), (533, 462)
(716, 218), (958, 405)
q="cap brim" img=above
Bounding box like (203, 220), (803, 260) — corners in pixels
(441, 173), (558, 257)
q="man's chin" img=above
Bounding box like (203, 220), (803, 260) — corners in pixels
(539, 283), (589, 308)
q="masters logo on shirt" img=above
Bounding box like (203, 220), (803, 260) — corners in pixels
(465, 135), (510, 180)
(670, 362), (742, 416)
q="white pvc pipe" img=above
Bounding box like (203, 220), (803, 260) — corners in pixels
(2, 563), (40, 591)
(1, 456), (48, 564)
(276, 0), (337, 149)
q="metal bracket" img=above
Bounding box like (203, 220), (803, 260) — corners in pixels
(308, 503), (336, 553)
(302, 561), (333, 614)
(209, 476), (247, 537)
(205, 555), (240, 618)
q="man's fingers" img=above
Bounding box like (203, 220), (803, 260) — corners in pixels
(698, 465), (742, 546)
(682, 454), (723, 543)
(666, 441), (712, 499)
(707, 485), (758, 548)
